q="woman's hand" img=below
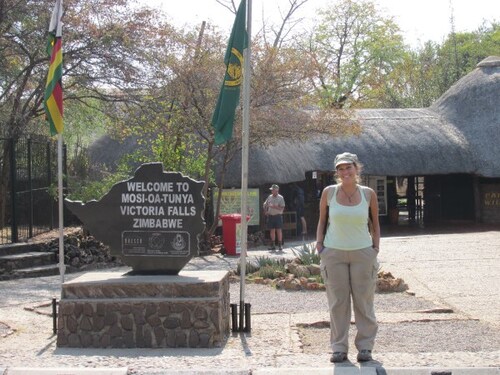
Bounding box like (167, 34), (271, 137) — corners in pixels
(316, 241), (324, 254)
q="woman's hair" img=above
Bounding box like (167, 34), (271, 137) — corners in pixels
(334, 161), (363, 183)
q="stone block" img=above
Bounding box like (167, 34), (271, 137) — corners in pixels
(57, 270), (229, 348)
(120, 316), (133, 331)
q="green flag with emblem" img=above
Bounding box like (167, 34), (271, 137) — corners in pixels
(211, 0), (248, 145)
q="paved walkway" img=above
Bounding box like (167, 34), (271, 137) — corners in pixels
(379, 225), (500, 328)
(0, 225), (499, 374)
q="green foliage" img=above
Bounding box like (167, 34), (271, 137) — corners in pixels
(310, 274), (324, 284)
(237, 256), (288, 277)
(291, 243), (321, 265)
(308, 0), (406, 109)
(1, 0), (172, 137)
(255, 256), (278, 268)
(67, 169), (130, 202)
(151, 133), (210, 182)
(237, 260), (260, 275)
(435, 23), (500, 93)
(377, 23), (500, 108)
(66, 151), (137, 202)
(257, 264), (285, 280)
(64, 98), (108, 152)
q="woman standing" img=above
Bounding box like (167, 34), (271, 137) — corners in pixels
(316, 152), (380, 363)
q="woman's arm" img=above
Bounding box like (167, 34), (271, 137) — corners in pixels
(315, 186), (330, 252)
(369, 188), (381, 251)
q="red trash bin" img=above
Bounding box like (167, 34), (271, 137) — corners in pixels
(219, 214), (249, 256)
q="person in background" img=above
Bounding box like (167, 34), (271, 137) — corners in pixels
(263, 184), (285, 251)
(315, 152), (380, 364)
(293, 183), (307, 238)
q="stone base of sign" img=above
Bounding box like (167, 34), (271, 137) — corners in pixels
(56, 270), (230, 348)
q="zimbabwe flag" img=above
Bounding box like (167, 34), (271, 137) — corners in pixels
(44, 0), (63, 135)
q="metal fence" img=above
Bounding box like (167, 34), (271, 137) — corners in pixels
(0, 137), (65, 245)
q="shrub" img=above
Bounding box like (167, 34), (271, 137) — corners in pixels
(236, 260), (260, 275)
(291, 243), (320, 265)
(255, 256), (275, 268)
(257, 264), (285, 279)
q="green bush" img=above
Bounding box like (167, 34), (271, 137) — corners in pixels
(237, 256), (288, 278)
(67, 168), (130, 202)
(257, 264), (285, 279)
(308, 274), (324, 284)
(254, 256), (288, 268)
(255, 256), (275, 268)
(236, 260), (260, 275)
(291, 243), (320, 265)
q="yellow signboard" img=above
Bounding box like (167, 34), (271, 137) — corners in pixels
(213, 188), (260, 226)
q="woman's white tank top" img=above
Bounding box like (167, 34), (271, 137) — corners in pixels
(323, 185), (373, 250)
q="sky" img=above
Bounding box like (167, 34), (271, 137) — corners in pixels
(143, 0), (499, 48)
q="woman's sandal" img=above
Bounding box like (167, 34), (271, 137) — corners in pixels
(330, 352), (347, 363)
(357, 349), (373, 362)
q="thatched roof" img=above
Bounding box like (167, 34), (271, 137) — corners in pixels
(431, 56), (500, 178)
(223, 56), (500, 187)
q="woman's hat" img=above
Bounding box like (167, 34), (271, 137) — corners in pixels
(334, 152), (359, 168)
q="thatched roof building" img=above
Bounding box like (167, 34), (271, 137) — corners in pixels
(85, 57), (499, 225)
(431, 56), (500, 178)
(223, 56), (500, 187)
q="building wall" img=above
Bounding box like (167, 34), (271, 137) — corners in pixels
(479, 180), (500, 223)
(424, 175), (500, 224)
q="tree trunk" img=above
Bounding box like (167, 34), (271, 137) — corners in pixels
(209, 145), (232, 235)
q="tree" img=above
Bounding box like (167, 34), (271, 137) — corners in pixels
(435, 22), (500, 95)
(374, 44), (442, 108)
(0, 0), (177, 231)
(303, 0), (405, 109)
(376, 22), (500, 109)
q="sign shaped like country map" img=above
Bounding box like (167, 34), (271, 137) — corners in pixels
(65, 163), (205, 274)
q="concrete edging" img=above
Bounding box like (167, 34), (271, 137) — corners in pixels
(4, 368), (128, 375)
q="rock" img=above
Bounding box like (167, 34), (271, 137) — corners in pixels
(376, 277), (408, 293)
(286, 261), (311, 277)
(305, 282), (323, 290)
(284, 278), (303, 291)
(253, 277), (266, 284)
(307, 264), (321, 276)
(275, 279), (286, 289)
(298, 277), (309, 287)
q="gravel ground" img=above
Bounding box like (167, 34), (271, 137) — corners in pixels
(300, 320), (500, 355)
(230, 282), (438, 314)
(1, 228), (499, 373)
(236, 281), (500, 363)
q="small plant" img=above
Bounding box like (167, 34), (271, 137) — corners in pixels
(308, 274), (324, 284)
(237, 256), (288, 276)
(257, 264), (285, 279)
(291, 242), (321, 265)
(236, 260), (260, 275)
(255, 255), (275, 268)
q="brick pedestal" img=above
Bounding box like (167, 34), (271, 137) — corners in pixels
(57, 270), (230, 348)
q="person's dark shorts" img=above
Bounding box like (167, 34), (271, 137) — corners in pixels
(296, 205), (304, 218)
(267, 214), (283, 229)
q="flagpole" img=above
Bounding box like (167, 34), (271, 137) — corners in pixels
(57, 132), (65, 288)
(239, 0), (252, 332)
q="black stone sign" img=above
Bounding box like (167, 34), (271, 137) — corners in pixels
(65, 163), (205, 274)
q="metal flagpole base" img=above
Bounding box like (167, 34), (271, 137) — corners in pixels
(231, 303), (238, 332)
(230, 302), (251, 332)
(244, 303), (251, 332)
(52, 297), (57, 334)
